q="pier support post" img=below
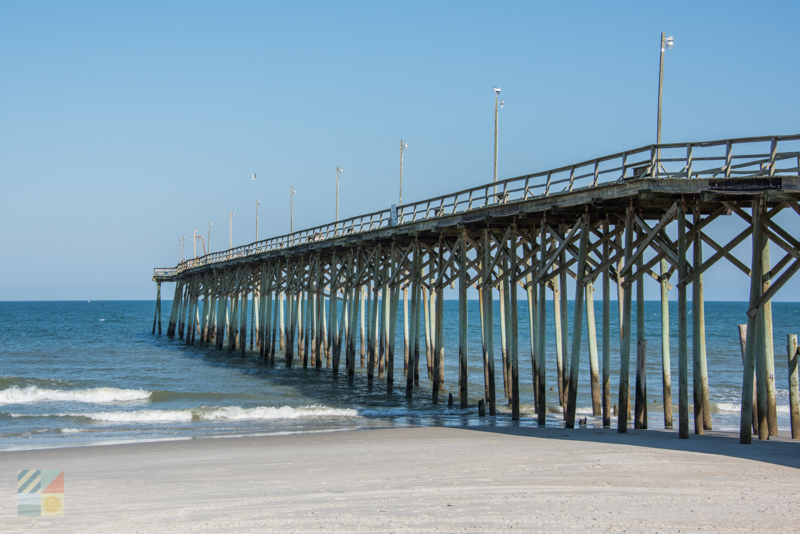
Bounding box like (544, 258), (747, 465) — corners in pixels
(660, 258), (673, 428)
(537, 216), (548, 426)
(788, 334), (800, 439)
(483, 228), (497, 416)
(433, 236), (445, 403)
(459, 230), (469, 408)
(762, 241), (779, 436)
(388, 243), (399, 389)
(618, 205), (634, 433)
(509, 225), (520, 420)
(167, 281), (182, 338)
(693, 205), (709, 433)
(406, 241), (420, 394)
(741, 199), (765, 444)
(587, 275), (601, 416)
(602, 219), (611, 427)
(566, 210), (589, 428)
(678, 199), (690, 439)
(635, 218), (647, 429)
(553, 273), (564, 407)
(152, 282), (162, 335)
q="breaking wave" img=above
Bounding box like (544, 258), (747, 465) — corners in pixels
(0, 386), (151, 405)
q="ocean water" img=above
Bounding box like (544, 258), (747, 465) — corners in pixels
(1, 299), (798, 451)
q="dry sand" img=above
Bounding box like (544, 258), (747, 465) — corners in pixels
(2, 426), (799, 533)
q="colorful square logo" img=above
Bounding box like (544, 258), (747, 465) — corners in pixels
(17, 470), (64, 517)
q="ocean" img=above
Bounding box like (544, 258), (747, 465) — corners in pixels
(1, 299), (797, 451)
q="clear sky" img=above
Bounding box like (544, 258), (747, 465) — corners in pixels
(2, 1), (799, 301)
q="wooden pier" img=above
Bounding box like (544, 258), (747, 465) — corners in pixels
(153, 134), (800, 444)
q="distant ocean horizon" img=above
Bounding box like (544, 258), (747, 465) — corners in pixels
(1, 299), (797, 451)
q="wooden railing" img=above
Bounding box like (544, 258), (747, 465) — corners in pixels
(155, 134), (800, 278)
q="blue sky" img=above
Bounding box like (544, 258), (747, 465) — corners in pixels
(1, 1), (799, 300)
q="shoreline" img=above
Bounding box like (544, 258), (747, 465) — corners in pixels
(2, 425), (798, 532)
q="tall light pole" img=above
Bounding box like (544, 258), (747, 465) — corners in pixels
(290, 186), (297, 233)
(493, 86), (504, 196)
(229, 212), (234, 249)
(208, 221), (212, 253)
(399, 140), (408, 205)
(256, 200), (261, 241)
(657, 33), (674, 149)
(335, 166), (344, 221)
(193, 229), (197, 258)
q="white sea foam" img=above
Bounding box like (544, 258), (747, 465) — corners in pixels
(0, 386), (151, 405)
(73, 405), (360, 423)
(712, 402), (790, 414)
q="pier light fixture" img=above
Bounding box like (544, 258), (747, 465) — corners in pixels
(208, 222), (212, 253)
(493, 86), (505, 195)
(290, 187), (297, 234)
(256, 200), (261, 241)
(229, 212), (234, 249)
(657, 33), (675, 147)
(336, 167), (344, 221)
(399, 140), (408, 206)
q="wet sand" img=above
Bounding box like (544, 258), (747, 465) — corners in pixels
(2, 426), (799, 532)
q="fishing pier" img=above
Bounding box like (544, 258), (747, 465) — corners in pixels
(152, 134), (800, 444)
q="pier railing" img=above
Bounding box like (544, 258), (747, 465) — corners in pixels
(156, 134), (800, 277)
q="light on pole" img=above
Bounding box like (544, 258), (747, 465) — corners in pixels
(256, 200), (261, 241)
(229, 212), (234, 249)
(335, 167), (343, 221)
(493, 86), (504, 196)
(657, 33), (674, 148)
(290, 186), (297, 233)
(208, 222), (212, 253)
(399, 140), (408, 206)
(193, 229), (197, 258)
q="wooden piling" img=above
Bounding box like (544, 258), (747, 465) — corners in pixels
(483, 228), (497, 416)
(459, 230), (469, 409)
(586, 277), (601, 416)
(762, 241), (779, 436)
(635, 218), (647, 428)
(509, 225), (520, 420)
(566, 211), (588, 428)
(788, 334), (800, 439)
(403, 286), (409, 375)
(152, 282), (161, 335)
(635, 340), (648, 429)
(678, 200), (689, 439)
(660, 259), (673, 428)
(741, 199), (765, 444)
(602, 219), (611, 428)
(553, 275), (564, 407)
(618, 206), (634, 434)
(537, 216), (548, 426)
(406, 242), (419, 394)
(692, 206), (708, 433)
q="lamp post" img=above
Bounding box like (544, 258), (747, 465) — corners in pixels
(229, 212), (234, 249)
(657, 33), (674, 149)
(399, 140), (408, 205)
(290, 186), (297, 233)
(256, 200), (261, 241)
(193, 229), (197, 258)
(493, 86), (504, 196)
(208, 222), (212, 253)
(335, 166), (343, 221)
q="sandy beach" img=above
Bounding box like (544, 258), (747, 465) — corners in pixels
(2, 426), (799, 532)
